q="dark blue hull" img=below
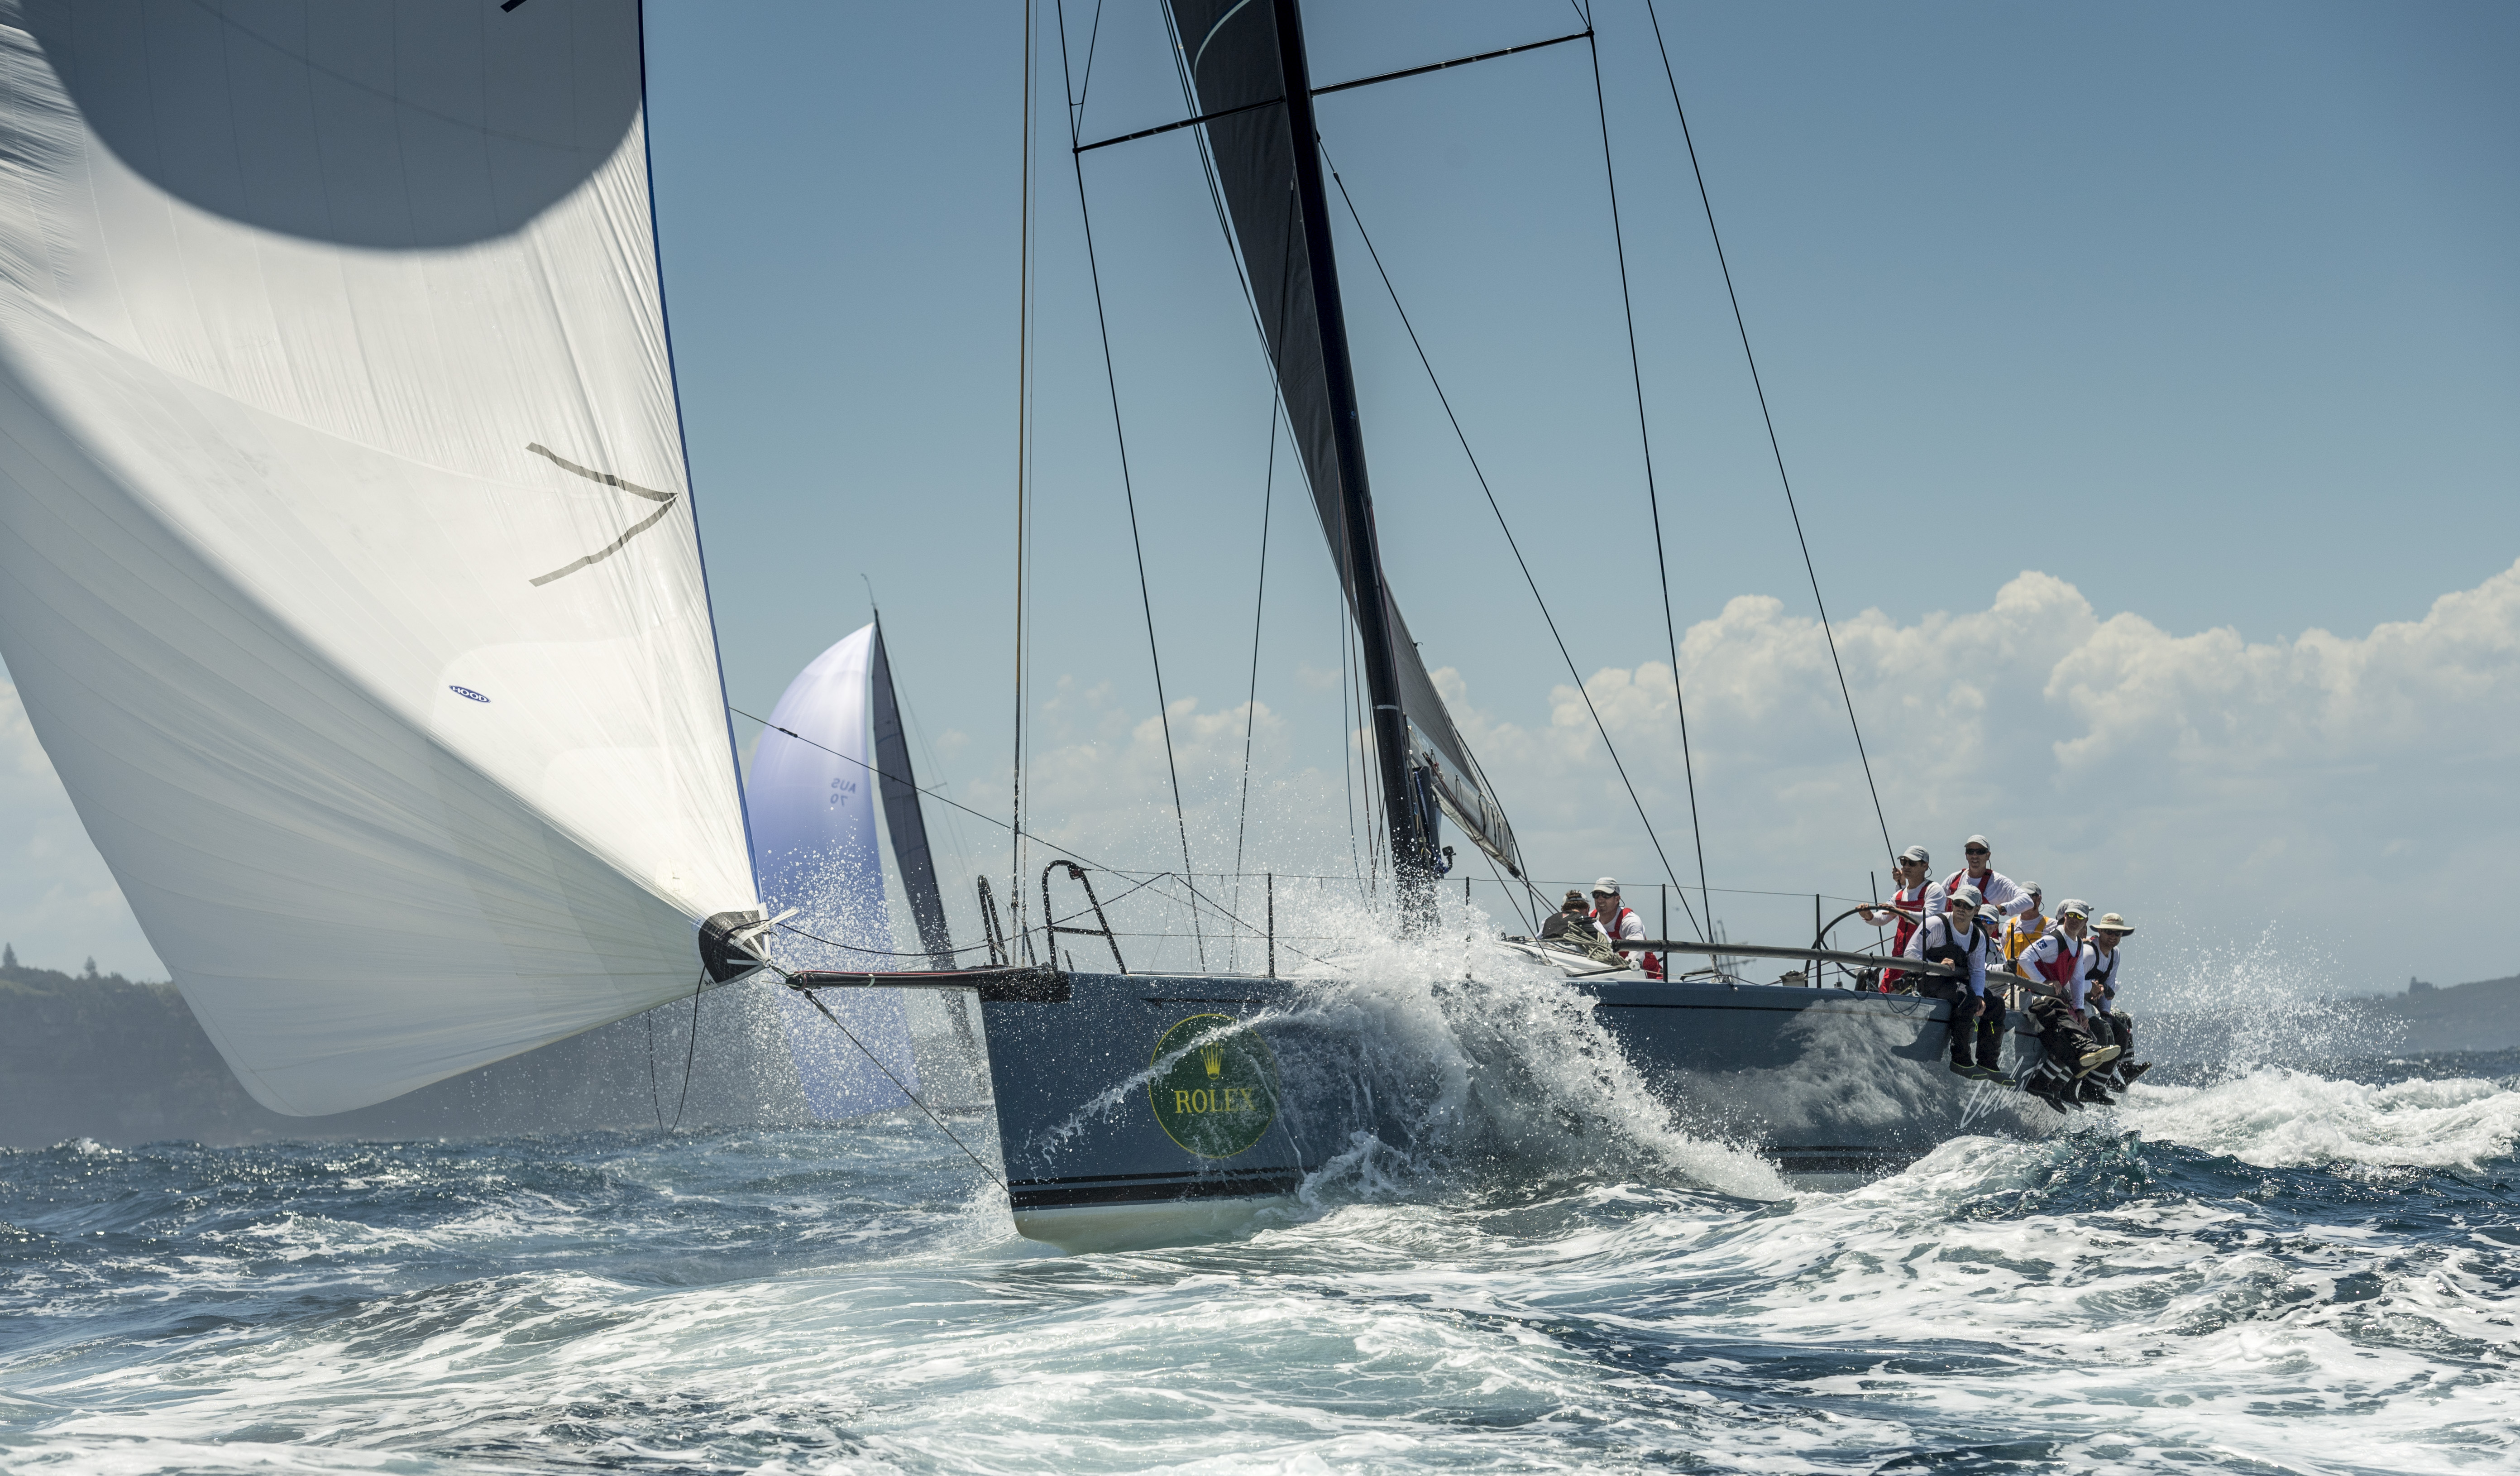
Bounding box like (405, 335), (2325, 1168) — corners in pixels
(978, 971), (2064, 1251)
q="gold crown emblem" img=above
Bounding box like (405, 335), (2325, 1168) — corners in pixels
(1201, 1043), (1224, 1078)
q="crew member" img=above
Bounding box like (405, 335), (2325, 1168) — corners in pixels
(2002, 882), (2050, 973)
(1946, 835), (2037, 922)
(1538, 889), (1598, 942)
(2086, 912), (2147, 1087)
(1903, 885), (2008, 1082)
(1587, 879), (1664, 979)
(2017, 901), (2117, 1079)
(1857, 845), (1943, 991)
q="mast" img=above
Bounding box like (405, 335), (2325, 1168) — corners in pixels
(1266, 0), (1435, 926)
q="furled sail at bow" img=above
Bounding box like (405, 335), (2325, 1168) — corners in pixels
(1165, 0), (1522, 877)
(0, 0), (759, 1115)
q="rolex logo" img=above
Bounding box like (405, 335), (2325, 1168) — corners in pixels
(1151, 1015), (1281, 1160)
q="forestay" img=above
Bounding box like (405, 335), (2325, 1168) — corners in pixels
(1165, 0), (1522, 876)
(0, 1), (756, 1115)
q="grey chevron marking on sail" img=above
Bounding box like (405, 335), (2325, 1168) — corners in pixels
(526, 442), (679, 586)
(527, 442), (675, 500)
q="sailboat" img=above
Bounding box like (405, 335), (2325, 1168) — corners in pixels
(777, 0), (2089, 1250)
(0, 1), (2083, 1252)
(748, 618), (983, 1117)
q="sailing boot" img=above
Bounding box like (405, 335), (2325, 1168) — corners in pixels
(2073, 1044), (2122, 1079)
(2118, 1061), (2153, 1088)
(2076, 1077), (2117, 1105)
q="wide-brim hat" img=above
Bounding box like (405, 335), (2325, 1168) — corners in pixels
(2093, 912), (2135, 934)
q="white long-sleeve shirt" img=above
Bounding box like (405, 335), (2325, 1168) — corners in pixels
(1588, 906), (1663, 978)
(1903, 913), (1990, 997)
(1943, 867), (2037, 920)
(2017, 930), (2096, 1012)
(2085, 943), (2125, 1006)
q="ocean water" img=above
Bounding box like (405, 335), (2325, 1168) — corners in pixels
(4, 1042), (2515, 1473)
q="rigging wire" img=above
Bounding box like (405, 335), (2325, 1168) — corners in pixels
(1347, 611), (1382, 897)
(1335, 593), (1364, 896)
(1479, 845), (1540, 935)
(1640, 0), (1897, 867)
(1577, 27), (1715, 939)
(1317, 145), (1704, 940)
(784, 973), (1006, 1192)
(1222, 196), (1305, 958)
(1229, 393), (1280, 963)
(1052, 0), (1207, 967)
(1010, 0), (1038, 968)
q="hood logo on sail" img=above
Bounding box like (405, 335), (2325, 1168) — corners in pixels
(524, 443), (680, 587)
(449, 685), (491, 703)
(1149, 1014), (1279, 1159)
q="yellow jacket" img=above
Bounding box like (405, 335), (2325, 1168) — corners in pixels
(2003, 912), (2050, 968)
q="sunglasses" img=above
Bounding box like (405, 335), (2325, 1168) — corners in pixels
(1964, 848), (1989, 857)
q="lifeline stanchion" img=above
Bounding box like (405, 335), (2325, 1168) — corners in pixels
(1266, 872), (1276, 978)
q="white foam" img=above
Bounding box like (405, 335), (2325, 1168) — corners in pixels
(2121, 1066), (2520, 1170)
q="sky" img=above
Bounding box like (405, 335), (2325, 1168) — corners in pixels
(4, 0), (2516, 995)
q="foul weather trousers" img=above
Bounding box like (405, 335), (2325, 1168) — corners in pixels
(2029, 997), (2104, 1067)
(1924, 979), (2004, 1070)
(2094, 1008), (2134, 1062)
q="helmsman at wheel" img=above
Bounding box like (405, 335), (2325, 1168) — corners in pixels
(1946, 835), (2038, 922)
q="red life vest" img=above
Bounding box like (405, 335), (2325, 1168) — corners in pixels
(1889, 886), (1931, 955)
(1591, 908), (1664, 980)
(2033, 934), (2082, 987)
(1944, 868), (2000, 907)
(1880, 885), (1932, 991)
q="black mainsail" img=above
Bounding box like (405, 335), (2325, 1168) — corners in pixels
(869, 618), (955, 968)
(1166, 0), (1522, 901)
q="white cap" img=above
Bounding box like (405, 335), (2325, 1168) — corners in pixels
(1949, 885), (1983, 908)
(1964, 834), (1991, 851)
(2057, 899), (2091, 920)
(1898, 845), (1930, 866)
(2023, 881), (2042, 897)
(1592, 877), (1621, 895)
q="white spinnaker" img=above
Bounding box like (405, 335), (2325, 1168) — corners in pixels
(0, 2), (757, 1115)
(747, 625), (920, 1117)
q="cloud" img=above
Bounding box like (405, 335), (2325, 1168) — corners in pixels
(10, 560), (2516, 994)
(1413, 559), (2520, 989)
